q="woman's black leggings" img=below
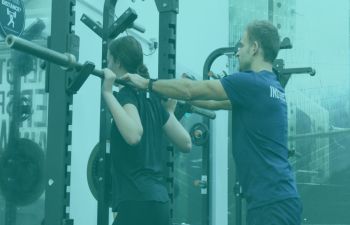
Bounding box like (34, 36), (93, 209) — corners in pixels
(112, 200), (170, 225)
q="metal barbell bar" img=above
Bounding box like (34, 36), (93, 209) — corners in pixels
(6, 34), (216, 119)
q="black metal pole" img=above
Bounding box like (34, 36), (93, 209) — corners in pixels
(4, 59), (21, 225)
(154, 0), (178, 222)
(96, 1), (117, 225)
(44, 0), (78, 224)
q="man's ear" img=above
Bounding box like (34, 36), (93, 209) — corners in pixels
(252, 41), (259, 55)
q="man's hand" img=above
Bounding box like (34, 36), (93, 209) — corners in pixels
(162, 98), (177, 114)
(120, 73), (149, 90)
(102, 68), (117, 93)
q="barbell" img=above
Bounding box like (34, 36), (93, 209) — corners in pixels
(5, 34), (120, 84)
(5, 34), (216, 120)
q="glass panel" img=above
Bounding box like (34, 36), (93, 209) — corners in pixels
(0, 0), (51, 224)
(286, 1), (350, 223)
(229, 0), (350, 224)
(173, 114), (205, 225)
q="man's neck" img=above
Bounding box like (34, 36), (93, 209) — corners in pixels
(250, 60), (273, 73)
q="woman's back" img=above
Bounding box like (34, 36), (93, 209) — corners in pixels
(110, 87), (170, 211)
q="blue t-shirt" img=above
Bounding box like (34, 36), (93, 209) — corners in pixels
(220, 70), (299, 210)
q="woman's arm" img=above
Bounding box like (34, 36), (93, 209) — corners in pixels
(162, 99), (192, 152)
(103, 69), (143, 146)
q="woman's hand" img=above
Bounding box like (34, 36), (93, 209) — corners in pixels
(162, 98), (177, 114)
(102, 68), (117, 93)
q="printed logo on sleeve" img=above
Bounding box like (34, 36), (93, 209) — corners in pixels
(270, 86), (286, 102)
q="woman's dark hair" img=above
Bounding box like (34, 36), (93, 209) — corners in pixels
(108, 36), (150, 78)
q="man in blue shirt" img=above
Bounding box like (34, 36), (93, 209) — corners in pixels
(121, 20), (302, 225)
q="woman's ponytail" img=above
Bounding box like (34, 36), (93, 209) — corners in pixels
(137, 64), (150, 79)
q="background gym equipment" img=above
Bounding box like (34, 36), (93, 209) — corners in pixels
(0, 17), (47, 225)
(10, 18), (46, 77)
(5, 34), (121, 84)
(0, 138), (45, 206)
(86, 143), (112, 206)
(203, 37), (316, 86)
(80, 7), (139, 39)
(6, 96), (33, 122)
(190, 123), (209, 147)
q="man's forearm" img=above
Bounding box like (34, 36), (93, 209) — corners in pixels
(122, 73), (227, 101)
(152, 79), (194, 101)
(190, 100), (232, 110)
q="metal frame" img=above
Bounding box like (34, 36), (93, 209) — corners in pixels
(40, 1), (191, 224)
(201, 68), (211, 225)
(1, 0), (186, 224)
(44, 0), (79, 224)
(4, 40), (22, 225)
(154, 0), (179, 220)
(96, 1), (116, 225)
